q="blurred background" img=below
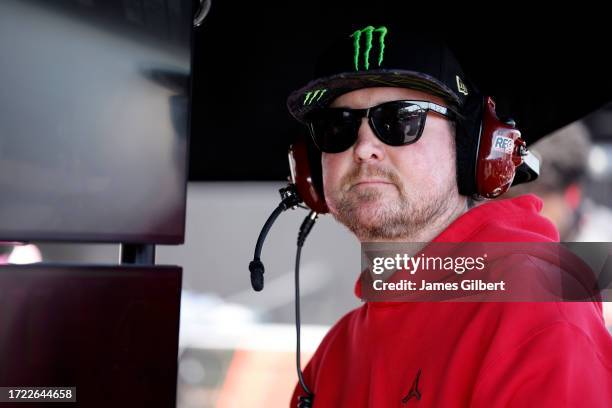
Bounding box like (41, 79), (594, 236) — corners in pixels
(1, 0), (611, 407)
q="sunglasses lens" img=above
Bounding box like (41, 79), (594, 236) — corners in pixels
(308, 109), (360, 153)
(307, 102), (429, 152)
(371, 103), (426, 146)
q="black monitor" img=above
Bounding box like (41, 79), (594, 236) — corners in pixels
(0, 0), (192, 244)
(0, 264), (182, 407)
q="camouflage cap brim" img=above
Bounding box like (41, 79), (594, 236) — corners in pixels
(287, 69), (462, 124)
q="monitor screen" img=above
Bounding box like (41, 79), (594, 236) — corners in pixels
(0, 264), (182, 407)
(0, 0), (192, 244)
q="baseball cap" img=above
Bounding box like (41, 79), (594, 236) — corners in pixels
(287, 24), (474, 123)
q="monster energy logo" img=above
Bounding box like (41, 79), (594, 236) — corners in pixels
(303, 88), (327, 105)
(350, 25), (388, 71)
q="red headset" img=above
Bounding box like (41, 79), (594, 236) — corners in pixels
(287, 95), (540, 214)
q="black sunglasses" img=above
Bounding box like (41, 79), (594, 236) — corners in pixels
(306, 100), (461, 153)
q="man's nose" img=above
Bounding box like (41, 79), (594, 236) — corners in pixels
(353, 117), (386, 163)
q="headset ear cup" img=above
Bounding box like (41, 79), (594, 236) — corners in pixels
(455, 96), (482, 197)
(475, 97), (526, 198)
(455, 121), (478, 196)
(290, 133), (329, 214)
(305, 136), (325, 199)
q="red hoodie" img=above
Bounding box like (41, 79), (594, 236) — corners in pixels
(290, 195), (612, 407)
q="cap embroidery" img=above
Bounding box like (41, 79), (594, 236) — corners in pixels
(456, 75), (469, 96)
(350, 26), (388, 71)
(303, 89), (327, 105)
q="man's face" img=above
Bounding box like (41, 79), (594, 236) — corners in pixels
(321, 87), (461, 241)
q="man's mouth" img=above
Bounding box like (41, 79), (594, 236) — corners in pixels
(351, 179), (395, 189)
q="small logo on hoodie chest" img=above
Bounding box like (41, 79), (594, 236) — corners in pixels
(401, 368), (422, 404)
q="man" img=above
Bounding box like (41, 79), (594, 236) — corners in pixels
(285, 25), (612, 407)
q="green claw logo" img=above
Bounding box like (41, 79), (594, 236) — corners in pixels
(303, 88), (327, 105)
(350, 25), (388, 71)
